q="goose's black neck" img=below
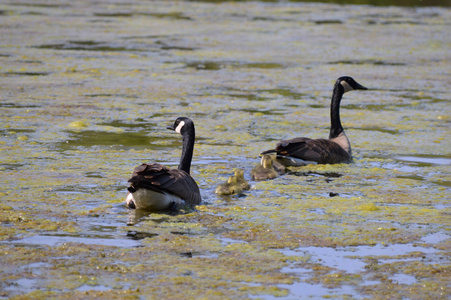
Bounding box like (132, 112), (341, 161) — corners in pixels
(178, 124), (195, 174)
(329, 83), (345, 139)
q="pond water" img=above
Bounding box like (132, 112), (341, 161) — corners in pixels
(0, 0), (450, 299)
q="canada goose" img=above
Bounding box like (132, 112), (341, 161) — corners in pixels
(125, 117), (201, 210)
(215, 175), (243, 195)
(251, 154), (278, 181)
(262, 76), (367, 166)
(234, 169), (250, 191)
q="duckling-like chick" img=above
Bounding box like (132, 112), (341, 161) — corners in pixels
(215, 176), (243, 195)
(251, 154), (278, 181)
(234, 168), (250, 191)
(262, 153), (286, 175)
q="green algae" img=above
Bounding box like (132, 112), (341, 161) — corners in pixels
(0, 0), (450, 299)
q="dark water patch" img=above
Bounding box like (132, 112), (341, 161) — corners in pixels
(122, 34), (170, 40)
(288, 171), (343, 178)
(307, 104), (327, 109)
(398, 93), (448, 104)
(7, 2), (69, 8)
(0, 163), (24, 170)
(226, 93), (268, 101)
(99, 120), (152, 129)
(239, 108), (285, 115)
(154, 40), (196, 51)
(84, 171), (106, 178)
(0, 128), (35, 134)
(55, 130), (175, 150)
(180, 251), (193, 258)
(84, 93), (138, 99)
(329, 59), (406, 66)
(252, 16), (293, 22)
(2, 71), (49, 76)
(313, 19), (343, 24)
(2, 234), (140, 248)
(352, 126), (400, 135)
(33, 41), (148, 53)
(258, 88), (306, 100)
(93, 12), (134, 17)
(396, 174), (425, 181)
(342, 103), (410, 111)
(431, 180), (451, 187)
(185, 61), (226, 70)
(93, 12), (192, 20)
(17, 59), (43, 64)
(377, 20), (423, 25)
(126, 231), (158, 240)
(139, 12), (192, 20)
(185, 0), (450, 7)
(184, 60), (286, 71)
(53, 184), (99, 196)
(239, 62), (286, 69)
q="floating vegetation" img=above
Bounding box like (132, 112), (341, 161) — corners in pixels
(0, 0), (449, 299)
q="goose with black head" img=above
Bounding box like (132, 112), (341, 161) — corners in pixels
(262, 76), (367, 166)
(125, 117), (201, 211)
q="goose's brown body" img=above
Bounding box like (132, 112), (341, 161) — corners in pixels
(262, 76), (367, 166)
(126, 117), (201, 210)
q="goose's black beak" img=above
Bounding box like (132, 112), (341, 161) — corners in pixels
(355, 82), (368, 90)
(167, 124), (175, 131)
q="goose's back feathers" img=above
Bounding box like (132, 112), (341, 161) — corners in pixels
(128, 163), (201, 207)
(273, 137), (352, 164)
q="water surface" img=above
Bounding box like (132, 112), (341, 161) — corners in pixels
(0, 0), (449, 299)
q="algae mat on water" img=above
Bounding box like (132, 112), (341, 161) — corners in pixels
(0, 0), (450, 299)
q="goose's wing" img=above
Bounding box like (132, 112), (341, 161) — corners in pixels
(274, 138), (351, 164)
(128, 163), (201, 205)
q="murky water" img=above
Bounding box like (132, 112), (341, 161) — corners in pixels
(0, 0), (450, 299)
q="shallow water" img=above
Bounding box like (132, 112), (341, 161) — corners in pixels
(0, 0), (450, 299)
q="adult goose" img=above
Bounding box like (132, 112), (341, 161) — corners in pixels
(125, 117), (201, 210)
(262, 76), (367, 166)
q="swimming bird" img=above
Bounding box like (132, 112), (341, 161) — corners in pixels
(234, 168), (250, 191)
(251, 154), (279, 181)
(215, 175), (243, 195)
(125, 117), (201, 210)
(261, 76), (367, 166)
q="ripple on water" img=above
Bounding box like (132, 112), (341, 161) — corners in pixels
(2, 235), (140, 248)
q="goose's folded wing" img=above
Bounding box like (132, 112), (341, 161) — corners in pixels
(275, 137), (322, 162)
(128, 163), (201, 205)
(275, 138), (350, 164)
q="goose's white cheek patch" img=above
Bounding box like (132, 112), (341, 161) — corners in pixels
(175, 121), (185, 133)
(340, 81), (353, 93)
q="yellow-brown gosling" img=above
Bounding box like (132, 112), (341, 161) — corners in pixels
(215, 175), (243, 195)
(234, 168), (250, 191)
(250, 154), (278, 181)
